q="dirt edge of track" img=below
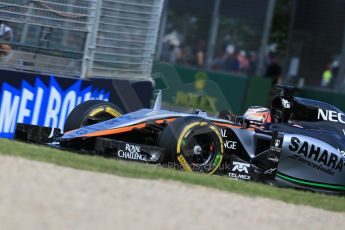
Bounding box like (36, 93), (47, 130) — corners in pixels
(0, 155), (344, 230)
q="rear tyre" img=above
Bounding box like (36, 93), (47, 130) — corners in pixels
(64, 100), (123, 132)
(158, 117), (223, 174)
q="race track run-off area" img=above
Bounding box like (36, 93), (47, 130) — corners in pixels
(0, 155), (344, 230)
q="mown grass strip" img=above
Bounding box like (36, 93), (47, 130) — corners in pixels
(0, 139), (345, 212)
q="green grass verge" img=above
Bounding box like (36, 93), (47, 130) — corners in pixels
(0, 139), (345, 212)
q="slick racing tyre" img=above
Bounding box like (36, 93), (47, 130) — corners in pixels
(159, 117), (224, 175)
(64, 100), (123, 132)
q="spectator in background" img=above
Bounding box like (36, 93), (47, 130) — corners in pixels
(237, 50), (249, 71)
(265, 55), (282, 86)
(321, 63), (333, 88)
(211, 49), (225, 71)
(223, 46), (239, 72)
(178, 44), (193, 66)
(224, 53), (239, 72)
(331, 60), (339, 77)
(247, 52), (257, 76)
(194, 40), (206, 67)
(0, 20), (13, 57)
(162, 30), (183, 64)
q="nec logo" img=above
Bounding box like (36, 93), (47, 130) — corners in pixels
(232, 161), (250, 174)
(317, 109), (345, 124)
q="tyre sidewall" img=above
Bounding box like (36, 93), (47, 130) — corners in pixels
(64, 100), (123, 132)
(159, 117), (224, 174)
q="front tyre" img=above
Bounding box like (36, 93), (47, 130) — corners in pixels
(159, 117), (223, 174)
(64, 100), (123, 132)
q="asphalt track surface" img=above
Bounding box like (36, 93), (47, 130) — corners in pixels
(0, 155), (344, 230)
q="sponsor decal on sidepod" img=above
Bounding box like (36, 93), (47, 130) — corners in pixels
(289, 137), (344, 174)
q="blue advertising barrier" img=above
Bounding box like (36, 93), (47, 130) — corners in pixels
(0, 69), (153, 138)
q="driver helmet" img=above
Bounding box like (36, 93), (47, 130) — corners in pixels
(243, 106), (272, 126)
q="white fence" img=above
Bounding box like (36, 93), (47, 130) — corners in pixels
(0, 0), (164, 80)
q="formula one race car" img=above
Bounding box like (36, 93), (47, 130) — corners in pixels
(15, 85), (345, 195)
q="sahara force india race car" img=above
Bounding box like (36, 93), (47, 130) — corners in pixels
(14, 85), (345, 195)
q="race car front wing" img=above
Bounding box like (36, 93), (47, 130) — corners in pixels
(14, 123), (165, 164)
